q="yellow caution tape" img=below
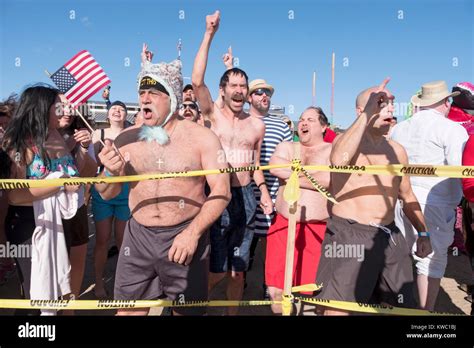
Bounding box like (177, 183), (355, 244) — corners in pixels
(283, 160), (301, 205)
(0, 299), (276, 310)
(0, 164), (292, 189)
(2, 164), (474, 190)
(296, 297), (467, 316)
(291, 283), (323, 293)
(299, 167), (338, 204)
(281, 294), (294, 315)
(304, 164), (474, 179)
(0, 293), (467, 316)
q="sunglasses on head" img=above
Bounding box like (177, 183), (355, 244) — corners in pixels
(252, 88), (272, 97)
(180, 103), (198, 110)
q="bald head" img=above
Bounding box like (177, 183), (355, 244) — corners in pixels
(356, 86), (379, 109)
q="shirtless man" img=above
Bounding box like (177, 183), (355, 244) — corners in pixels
(266, 107), (331, 314)
(192, 10), (273, 315)
(315, 78), (432, 315)
(177, 100), (200, 122)
(97, 57), (231, 316)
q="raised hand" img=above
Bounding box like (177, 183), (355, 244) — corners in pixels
(222, 46), (233, 69)
(206, 10), (220, 35)
(98, 139), (125, 176)
(141, 43), (154, 65)
(363, 77), (392, 119)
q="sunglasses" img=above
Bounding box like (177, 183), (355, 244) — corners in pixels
(180, 103), (198, 110)
(252, 88), (272, 97)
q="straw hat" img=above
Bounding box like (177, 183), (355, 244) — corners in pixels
(249, 79), (274, 96)
(411, 80), (460, 107)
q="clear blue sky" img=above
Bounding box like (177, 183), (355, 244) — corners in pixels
(1, 0), (473, 128)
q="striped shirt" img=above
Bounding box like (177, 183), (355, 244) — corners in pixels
(252, 115), (292, 236)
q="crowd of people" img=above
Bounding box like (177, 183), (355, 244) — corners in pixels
(0, 10), (473, 316)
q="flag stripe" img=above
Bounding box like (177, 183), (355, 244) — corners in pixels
(72, 78), (110, 107)
(65, 50), (88, 67)
(65, 66), (103, 99)
(66, 51), (91, 71)
(68, 74), (108, 104)
(70, 73), (107, 102)
(69, 56), (95, 76)
(74, 61), (99, 80)
(67, 70), (106, 102)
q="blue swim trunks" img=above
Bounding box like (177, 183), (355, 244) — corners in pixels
(91, 183), (131, 222)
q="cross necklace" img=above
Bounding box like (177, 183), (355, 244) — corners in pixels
(155, 119), (179, 171)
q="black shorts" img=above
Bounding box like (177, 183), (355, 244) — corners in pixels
(315, 215), (416, 308)
(114, 217), (210, 315)
(6, 204), (89, 250)
(63, 204), (89, 247)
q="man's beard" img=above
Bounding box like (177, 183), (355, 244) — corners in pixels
(255, 100), (270, 114)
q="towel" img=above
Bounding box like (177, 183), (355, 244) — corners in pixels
(30, 172), (78, 315)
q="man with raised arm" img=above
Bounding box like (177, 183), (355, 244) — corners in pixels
(315, 78), (432, 315)
(192, 10), (273, 315)
(97, 53), (231, 316)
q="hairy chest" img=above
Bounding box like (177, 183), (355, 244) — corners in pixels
(212, 119), (259, 150)
(122, 140), (202, 176)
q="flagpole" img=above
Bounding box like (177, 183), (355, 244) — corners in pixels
(331, 52), (335, 124)
(177, 38), (182, 60)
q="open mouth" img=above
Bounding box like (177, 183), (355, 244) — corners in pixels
(301, 129), (309, 134)
(142, 107), (153, 119)
(231, 94), (244, 105)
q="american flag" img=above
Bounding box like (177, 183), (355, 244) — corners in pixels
(50, 50), (111, 107)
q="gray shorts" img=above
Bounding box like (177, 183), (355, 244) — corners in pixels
(114, 217), (210, 315)
(315, 215), (416, 308)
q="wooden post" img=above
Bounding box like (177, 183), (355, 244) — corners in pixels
(282, 201), (298, 316)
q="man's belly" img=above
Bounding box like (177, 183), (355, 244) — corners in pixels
(275, 188), (330, 222)
(128, 180), (206, 227)
(331, 195), (397, 226)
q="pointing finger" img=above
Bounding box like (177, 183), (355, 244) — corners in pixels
(377, 77), (391, 92)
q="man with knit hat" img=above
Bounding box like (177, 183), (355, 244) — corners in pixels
(192, 11), (273, 315)
(96, 55), (231, 316)
(391, 80), (468, 311)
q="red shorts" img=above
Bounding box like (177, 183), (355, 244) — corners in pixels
(265, 213), (326, 290)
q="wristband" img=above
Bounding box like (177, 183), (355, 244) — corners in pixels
(258, 182), (266, 189)
(104, 169), (113, 177)
(417, 231), (430, 237)
(80, 143), (89, 150)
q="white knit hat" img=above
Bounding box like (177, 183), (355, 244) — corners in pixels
(137, 59), (183, 127)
